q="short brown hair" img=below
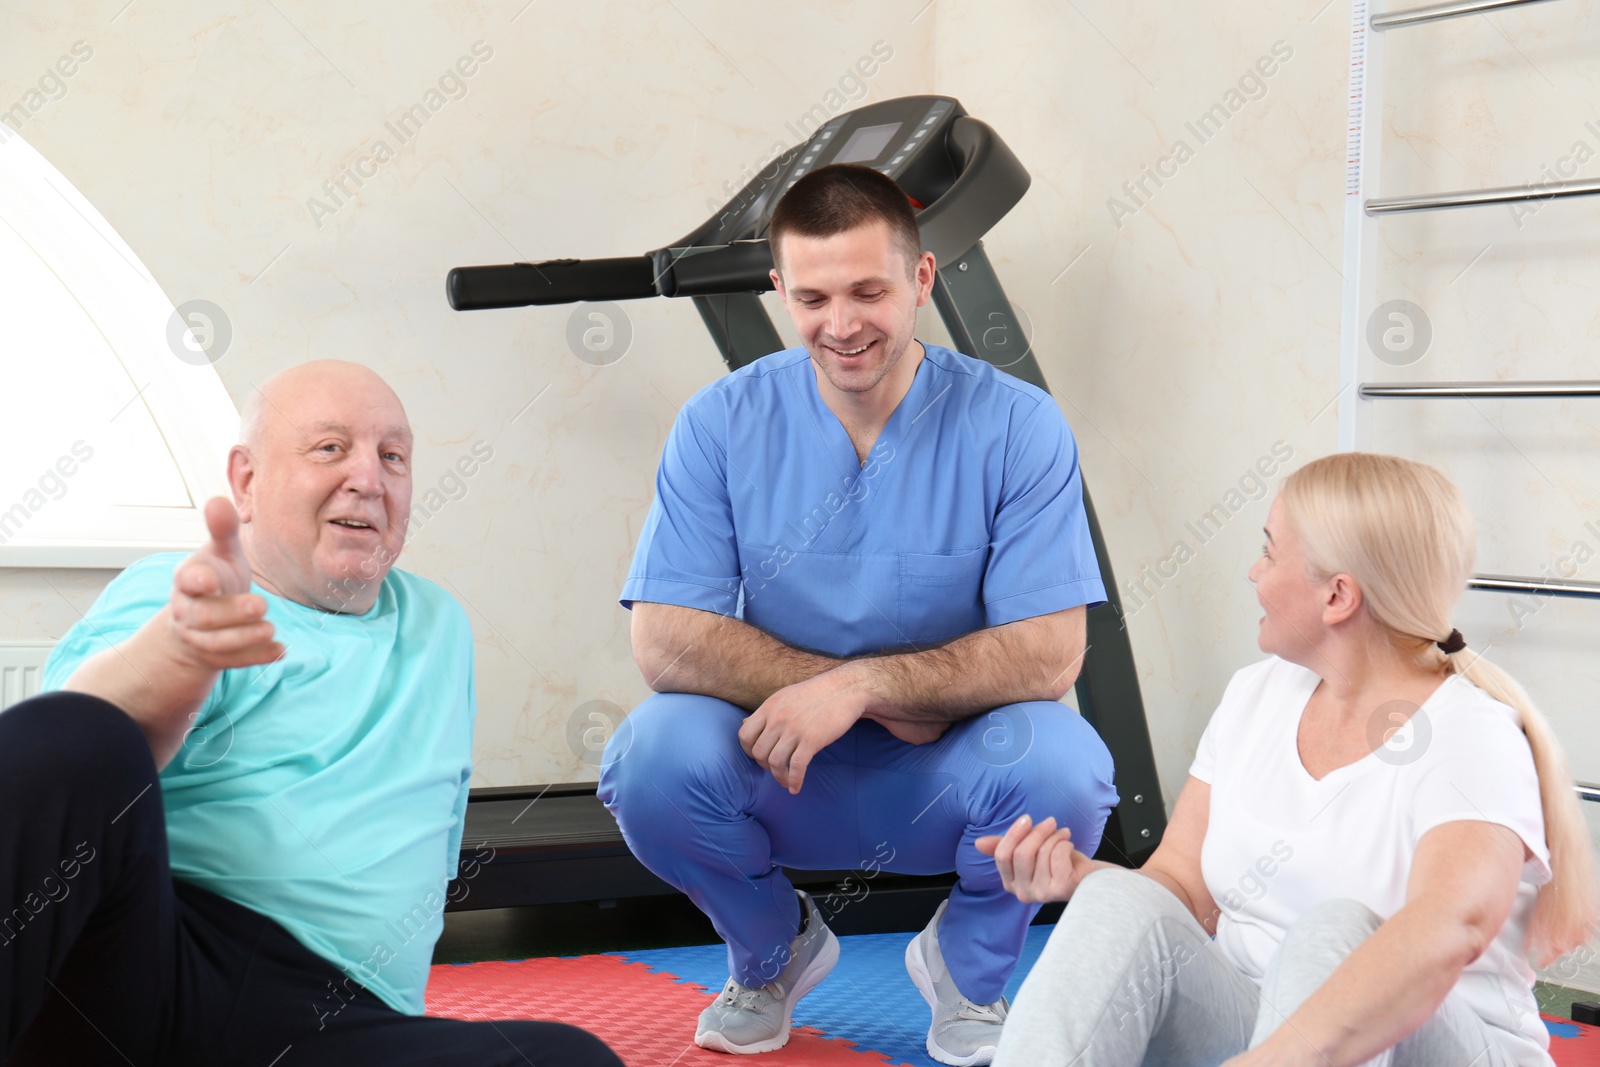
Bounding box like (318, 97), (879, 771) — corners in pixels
(768, 164), (922, 276)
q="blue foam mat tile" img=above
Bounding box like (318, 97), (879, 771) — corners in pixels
(614, 924), (1057, 1067)
(614, 928), (1582, 1064)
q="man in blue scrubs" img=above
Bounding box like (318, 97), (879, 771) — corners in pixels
(600, 165), (1118, 1066)
(1, 361), (619, 1066)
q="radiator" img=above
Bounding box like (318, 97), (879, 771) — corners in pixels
(0, 642), (54, 710)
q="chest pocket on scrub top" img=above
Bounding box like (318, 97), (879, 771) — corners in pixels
(898, 547), (988, 647)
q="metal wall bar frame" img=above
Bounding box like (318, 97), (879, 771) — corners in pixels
(1373, 0), (1562, 30)
(1338, 0), (1382, 451)
(1360, 381), (1600, 398)
(1469, 574), (1600, 600)
(1350, 0), (1599, 815)
(1367, 177), (1600, 215)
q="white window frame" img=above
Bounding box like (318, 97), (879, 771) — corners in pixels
(0, 128), (237, 568)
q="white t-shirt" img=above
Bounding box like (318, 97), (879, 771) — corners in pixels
(1190, 657), (1552, 1064)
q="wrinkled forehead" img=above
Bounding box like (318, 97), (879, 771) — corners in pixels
(301, 416), (413, 445)
(253, 382), (413, 451)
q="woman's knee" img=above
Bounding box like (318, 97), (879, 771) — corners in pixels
(1041, 869), (1217, 1003)
(1068, 866), (1192, 928)
(1281, 898), (1383, 953)
(1261, 898), (1384, 1011)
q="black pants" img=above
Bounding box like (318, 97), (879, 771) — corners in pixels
(0, 692), (622, 1067)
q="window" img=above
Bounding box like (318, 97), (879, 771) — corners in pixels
(0, 128), (237, 567)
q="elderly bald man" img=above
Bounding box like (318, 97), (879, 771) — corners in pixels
(0, 362), (619, 1067)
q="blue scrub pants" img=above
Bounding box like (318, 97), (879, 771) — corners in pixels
(597, 693), (1118, 1004)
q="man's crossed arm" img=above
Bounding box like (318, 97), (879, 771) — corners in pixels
(630, 601), (1088, 794)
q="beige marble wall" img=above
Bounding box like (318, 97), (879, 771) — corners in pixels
(2, 1), (1597, 880)
(0, 1), (934, 784)
(931, 0), (1351, 795)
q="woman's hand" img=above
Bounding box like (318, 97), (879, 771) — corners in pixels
(975, 814), (1086, 903)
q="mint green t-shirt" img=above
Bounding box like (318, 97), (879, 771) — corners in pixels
(43, 553), (475, 1015)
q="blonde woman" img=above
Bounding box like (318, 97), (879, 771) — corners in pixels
(979, 453), (1598, 1067)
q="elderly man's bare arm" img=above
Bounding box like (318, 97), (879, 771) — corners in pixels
(62, 497), (284, 770)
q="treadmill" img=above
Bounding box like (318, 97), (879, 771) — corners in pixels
(443, 96), (1167, 914)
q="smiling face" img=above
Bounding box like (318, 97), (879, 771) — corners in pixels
(1247, 496), (1338, 665)
(771, 220), (935, 408)
(230, 361), (413, 614)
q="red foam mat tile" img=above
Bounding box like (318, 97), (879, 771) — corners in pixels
(426, 956), (910, 1066)
(1547, 1014), (1600, 1067)
(427, 956), (1600, 1067)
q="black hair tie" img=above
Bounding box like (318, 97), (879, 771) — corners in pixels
(1437, 629), (1466, 654)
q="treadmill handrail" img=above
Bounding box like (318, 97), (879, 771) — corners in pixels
(915, 116), (1031, 264)
(446, 255), (659, 311)
(446, 112), (1032, 308)
(648, 117), (1033, 291)
(653, 240), (775, 298)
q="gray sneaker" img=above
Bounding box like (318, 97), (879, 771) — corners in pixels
(694, 890), (840, 1054)
(905, 900), (1010, 1066)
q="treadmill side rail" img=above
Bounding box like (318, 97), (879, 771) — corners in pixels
(446, 255), (660, 310)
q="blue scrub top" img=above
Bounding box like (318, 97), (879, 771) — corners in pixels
(622, 343), (1106, 657)
(43, 554), (475, 1015)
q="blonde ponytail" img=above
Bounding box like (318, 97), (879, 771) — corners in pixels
(1445, 648), (1598, 964)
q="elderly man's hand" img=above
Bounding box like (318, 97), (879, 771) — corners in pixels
(738, 670), (868, 794)
(168, 497), (284, 670)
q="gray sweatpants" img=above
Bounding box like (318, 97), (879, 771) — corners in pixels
(994, 867), (1529, 1067)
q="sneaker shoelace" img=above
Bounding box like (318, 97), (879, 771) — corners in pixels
(715, 900), (814, 1015)
(953, 998), (1008, 1024)
(720, 979), (782, 1013)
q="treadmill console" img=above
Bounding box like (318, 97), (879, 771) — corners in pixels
(785, 97), (958, 191)
(712, 96), (966, 243)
